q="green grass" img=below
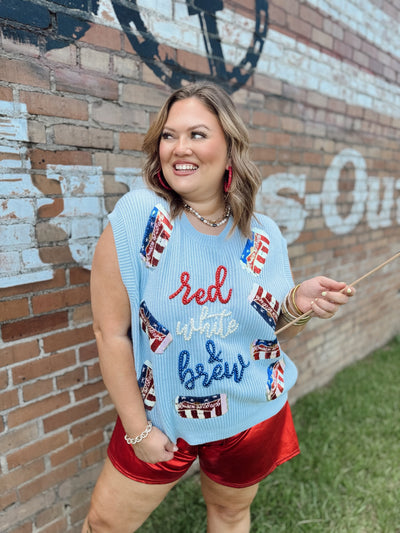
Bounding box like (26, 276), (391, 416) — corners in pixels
(138, 336), (400, 533)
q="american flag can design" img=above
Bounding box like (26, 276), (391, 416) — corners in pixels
(175, 393), (228, 419)
(240, 229), (270, 275)
(248, 284), (281, 328)
(251, 338), (280, 360)
(138, 360), (156, 410)
(140, 204), (173, 268)
(139, 300), (173, 354)
(266, 359), (285, 401)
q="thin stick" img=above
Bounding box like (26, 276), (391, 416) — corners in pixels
(275, 251), (400, 335)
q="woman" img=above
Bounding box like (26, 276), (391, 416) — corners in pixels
(82, 83), (354, 532)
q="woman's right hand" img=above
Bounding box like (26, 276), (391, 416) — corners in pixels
(132, 425), (178, 464)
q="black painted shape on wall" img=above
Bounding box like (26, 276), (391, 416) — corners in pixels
(0, 0), (268, 92)
(111, 0), (269, 92)
(0, 0), (100, 50)
(0, 0), (50, 28)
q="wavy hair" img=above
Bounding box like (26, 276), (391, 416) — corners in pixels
(142, 82), (261, 238)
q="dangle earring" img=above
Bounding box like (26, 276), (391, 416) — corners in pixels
(157, 169), (172, 191)
(224, 166), (232, 193)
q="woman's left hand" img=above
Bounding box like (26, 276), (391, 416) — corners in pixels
(295, 276), (355, 319)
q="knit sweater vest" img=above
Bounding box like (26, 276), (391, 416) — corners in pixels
(108, 189), (297, 445)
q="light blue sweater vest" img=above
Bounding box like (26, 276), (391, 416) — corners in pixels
(109, 189), (297, 445)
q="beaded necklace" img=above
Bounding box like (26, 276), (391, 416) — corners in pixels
(183, 203), (231, 228)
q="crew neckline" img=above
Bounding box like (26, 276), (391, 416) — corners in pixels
(181, 211), (234, 245)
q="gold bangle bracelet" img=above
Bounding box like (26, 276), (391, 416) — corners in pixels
(281, 297), (311, 326)
(291, 284), (303, 315)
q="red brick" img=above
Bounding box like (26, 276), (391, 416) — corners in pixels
(278, 148), (302, 164)
(12, 350), (76, 385)
(303, 151), (323, 165)
(70, 267), (90, 285)
(20, 91), (89, 120)
(42, 325), (94, 353)
(53, 124), (114, 149)
(36, 219), (72, 243)
(72, 304), (93, 325)
(29, 149), (92, 170)
(0, 297), (30, 322)
(87, 362), (101, 380)
(287, 13), (312, 40)
(0, 85), (13, 101)
(0, 270), (65, 299)
(8, 393), (71, 428)
(37, 198), (64, 219)
(80, 24), (122, 50)
(176, 49), (210, 75)
(0, 389), (19, 410)
(50, 430), (103, 467)
(19, 461), (79, 503)
(0, 490), (18, 512)
(35, 503), (65, 529)
(23, 378), (54, 401)
(275, 0), (299, 15)
(79, 342), (98, 362)
(71, 409), (115, 438)
(39, 245), (74, 265)
(0, 423), (39, 455)
(32, 286), (90, 314)
(37, 517), (68, 533)
(251, 147), (277, 162)
(265, 131), (292, 146)
(1, 311), (69, 343)
(0, 340), (40, 367)
(73, 380), (106, 402)
(56, 367), (85, 390)
(6, 521), (32, 533)
(120, 132), (145, 151)
(0, 57), (50, 88)
(268, 4), (287, 26)
(280, 116), (304, 133)
(81, 444), (106, 469)
(43, 398), (100, 432)
(0, 369), (8, 389)
(2, 458), (45, 492)
(252, 110), (280, 128)
(299, 4), (323, 28)
(55, 68), (118, 100)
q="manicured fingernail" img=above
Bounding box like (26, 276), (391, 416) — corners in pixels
(321, 291), (327, 297)
(347, 288), (352, 294)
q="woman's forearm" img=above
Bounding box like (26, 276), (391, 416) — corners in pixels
(95, 330), (149, 437)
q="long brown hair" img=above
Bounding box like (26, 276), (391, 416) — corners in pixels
(142, 82), (261, 237)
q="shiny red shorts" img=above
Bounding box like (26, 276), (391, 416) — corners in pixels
(108, 402), (300, 488)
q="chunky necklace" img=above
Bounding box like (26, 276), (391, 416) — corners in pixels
(183, 203), (231, 228)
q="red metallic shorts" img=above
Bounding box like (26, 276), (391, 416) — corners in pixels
(107, 402), (299, 488)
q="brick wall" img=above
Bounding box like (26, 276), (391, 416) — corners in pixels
(1, 1), (399, 531)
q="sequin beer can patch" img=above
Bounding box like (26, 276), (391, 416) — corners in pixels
(140, 204), (173, 268)
(240, 229), (270, 275)
(138, 360), (156, 410)
(251, 338), (280, 360)
(266, 359), (285, 401)
(139, 300), (173, 353)
(175, 393), (228, 419)
(248, 285), (280, 328)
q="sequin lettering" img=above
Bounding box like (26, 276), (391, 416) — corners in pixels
(169, 265), (232, 305)
(178, 340), (250, 390)
(176, 306), (239, 340)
